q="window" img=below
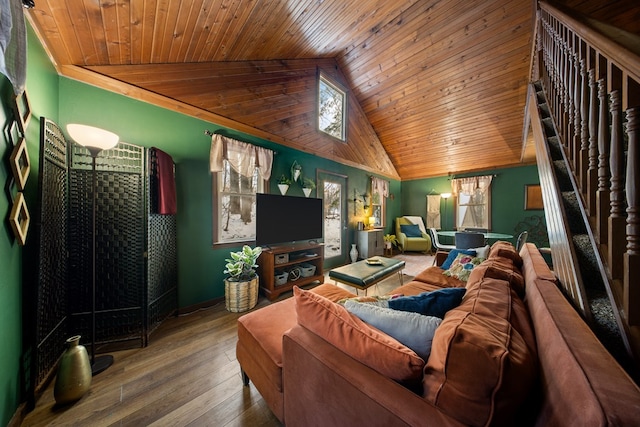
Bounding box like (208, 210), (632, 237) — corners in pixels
(214, 162), (264, 244)
(210, 134), (274, 245)
(318, 73), (347, 141)
(452, 176), (493, 230)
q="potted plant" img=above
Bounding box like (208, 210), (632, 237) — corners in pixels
(300, 176), (316, 197)
(224, 245), (263, 312)
(383, 234), (398, 251)
(278, 175), (291, 195)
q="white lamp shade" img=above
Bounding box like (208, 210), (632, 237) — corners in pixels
(66, 124), (119, 151)
(441, 192), (452, 199)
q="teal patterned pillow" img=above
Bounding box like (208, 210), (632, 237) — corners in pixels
(442, 253), (484, 282)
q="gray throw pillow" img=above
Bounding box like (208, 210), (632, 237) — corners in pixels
(345, 300), (442, 360)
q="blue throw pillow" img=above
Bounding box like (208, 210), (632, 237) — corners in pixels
(440, 248), (477, 270)
(388, 288), (466, 318)
(400, 224), (422, 237)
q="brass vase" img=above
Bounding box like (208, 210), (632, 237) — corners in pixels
(54, 335), (92, 405)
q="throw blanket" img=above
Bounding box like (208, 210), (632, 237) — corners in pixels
(0, 0), (26, 95)
(404, 215), (427, 234)
(152, 147), (177, 215)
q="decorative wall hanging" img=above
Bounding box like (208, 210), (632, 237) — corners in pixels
(10, 192), (30, 245)
(13, 90), (31, 135)
(291, 160), (302, 182)
(525, 184), (543, 210)
(10, 136), (30, 190)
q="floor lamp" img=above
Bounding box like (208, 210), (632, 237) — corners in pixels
(67, 124), (119, 376)
(441, 192), (451, 230)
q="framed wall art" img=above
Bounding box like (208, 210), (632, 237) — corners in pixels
(13, 90), (31, 135)
(10, 137), (30, 190)
(10, 192), (30, 246)
(525, 184), (543, 210)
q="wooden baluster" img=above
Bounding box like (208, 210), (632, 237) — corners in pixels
(579, 59), (589, 193)
(596, 78), (610, 246)
(550, 27), (558, 123)
(608, 91), (624, 279)
(587, 69), (598, 216)
(625, 107), (640, 325)
(565, 43), (576, 164)
(562, 39), (573, 150)
(561, 40), (569, 143)
(572, 52), (581, 171)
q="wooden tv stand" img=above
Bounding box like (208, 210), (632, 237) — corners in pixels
(257, 242), (324, 301)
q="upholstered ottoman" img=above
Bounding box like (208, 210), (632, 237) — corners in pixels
(236, 283), (355, 423)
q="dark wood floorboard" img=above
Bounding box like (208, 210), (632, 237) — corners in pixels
(21, 298), (282, 427)
(21, 253), (431, 426)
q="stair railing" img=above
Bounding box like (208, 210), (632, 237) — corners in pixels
(533, 2), (640, 343)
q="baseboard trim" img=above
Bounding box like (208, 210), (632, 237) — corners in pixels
(177, 296), (224, 315)
(8, 401), (28, 427)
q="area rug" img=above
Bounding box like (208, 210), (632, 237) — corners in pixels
(392, 252), (435, 277)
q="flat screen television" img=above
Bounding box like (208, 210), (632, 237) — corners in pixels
(255, 193), (323, 247)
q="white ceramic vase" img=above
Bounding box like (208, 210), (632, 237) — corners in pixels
(350, 244), (358, 263)
(302, 187), (312, 197)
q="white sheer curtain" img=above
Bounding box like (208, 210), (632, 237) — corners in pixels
(451, 175), (493, 229)
(209, 134), (274, 179)
(371, 176), (389, 197)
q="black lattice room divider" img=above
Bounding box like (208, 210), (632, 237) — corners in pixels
(32, 118), (69, 394)
(33, 118), (177, 394)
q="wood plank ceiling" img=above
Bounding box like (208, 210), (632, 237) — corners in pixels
(25, 0), (640, 180)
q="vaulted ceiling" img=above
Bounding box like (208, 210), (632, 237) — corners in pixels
(25, 0), (640, 180)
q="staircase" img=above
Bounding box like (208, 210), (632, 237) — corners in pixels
(533, 81), (631, 371)
(527, 2), (640, 377)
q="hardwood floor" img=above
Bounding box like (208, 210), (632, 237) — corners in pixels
(22, 298), (282, 427)
(22, 254), (432, 426)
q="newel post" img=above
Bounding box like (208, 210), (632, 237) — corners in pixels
(625, 107), (640, 325)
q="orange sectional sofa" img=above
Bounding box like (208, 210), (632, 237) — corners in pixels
(236, 242), (640, 426)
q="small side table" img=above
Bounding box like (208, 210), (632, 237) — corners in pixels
(384, 245), (393, 257)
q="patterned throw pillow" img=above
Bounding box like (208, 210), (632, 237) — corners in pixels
(443, 253), (484, 282)
(440, 249), (477, 270)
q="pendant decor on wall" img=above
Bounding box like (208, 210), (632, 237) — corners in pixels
(5, 90), (31, 245)
(9, 192), (29, 246)
(12, 90), (31, 135)
(10, 135), (30, 190)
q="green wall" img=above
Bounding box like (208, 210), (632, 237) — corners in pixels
(176, 153), (400, 307)
(401, 165), (544, 245)
(0, 24), (59, 426)
(56, 73), (398, 308)
(0, 76), (24, 427)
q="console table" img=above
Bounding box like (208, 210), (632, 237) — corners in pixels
(357, 229), (384, 259)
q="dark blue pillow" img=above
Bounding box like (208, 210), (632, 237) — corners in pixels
(388, 288), (466, 318)
(400, 224), (422, 237)
(440, 248), (477, 270)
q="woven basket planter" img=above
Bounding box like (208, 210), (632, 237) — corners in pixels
(225, 276), (259, 313)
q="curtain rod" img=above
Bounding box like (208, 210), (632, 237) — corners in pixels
(449, 173), (498, 180)
(205, 129), (277, 154)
